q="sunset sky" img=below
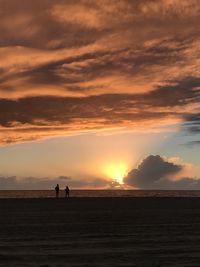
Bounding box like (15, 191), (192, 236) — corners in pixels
(0, 0), (200, 189)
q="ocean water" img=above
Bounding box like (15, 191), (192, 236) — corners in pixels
(0, 189), (200, 198)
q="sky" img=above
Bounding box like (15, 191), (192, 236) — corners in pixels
(0, 0), (200, 189)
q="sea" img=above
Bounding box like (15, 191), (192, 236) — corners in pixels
(0, 190), (200, 198)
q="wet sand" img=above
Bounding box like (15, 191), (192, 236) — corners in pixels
(0, 197), (200, 266)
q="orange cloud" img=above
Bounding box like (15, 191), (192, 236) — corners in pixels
(0, 0), (200, 144)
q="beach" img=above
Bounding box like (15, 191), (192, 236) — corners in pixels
(1, 197), (200, 266)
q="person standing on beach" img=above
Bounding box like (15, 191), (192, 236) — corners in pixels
(55, 184), (60, 198)
(65, 186), (70, 198)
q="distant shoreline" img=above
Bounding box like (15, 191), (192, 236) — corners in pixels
(1, 189), (200, 198)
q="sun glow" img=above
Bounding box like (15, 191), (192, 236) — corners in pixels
(104, 163), (128, 184)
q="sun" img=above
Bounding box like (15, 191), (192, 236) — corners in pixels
(104, 163), (127, 184)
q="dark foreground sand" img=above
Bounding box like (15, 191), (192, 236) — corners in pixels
(1, 198), (200, 267)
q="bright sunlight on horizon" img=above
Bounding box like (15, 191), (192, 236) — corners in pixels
(0, 0), (200, 190)
(104, 163), (128, 185)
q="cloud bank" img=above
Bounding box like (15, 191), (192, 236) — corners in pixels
(1, 155), (199, 190)
(0, 176), (114, 190)
(124, 155), (200, 189)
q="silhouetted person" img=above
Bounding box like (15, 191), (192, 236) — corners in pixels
(65, 186), (70, 198)
(55, 184), (60, 198)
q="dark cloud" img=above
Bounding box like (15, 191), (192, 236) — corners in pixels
(145, 76), (200, 108)
(183, 113), (200, 134)
(124, 155), (183, 189)
(124, 155), (200, 189)
(156, 177), (200, 190)
(185, 140), (200, 146)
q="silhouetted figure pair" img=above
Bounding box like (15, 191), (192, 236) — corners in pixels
(55, 184), (70, 198)
(65, 186), (70, 198)
(55, 184), (60, 198)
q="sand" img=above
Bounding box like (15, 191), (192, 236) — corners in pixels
(0, 197), (200, 267)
